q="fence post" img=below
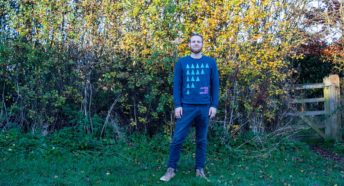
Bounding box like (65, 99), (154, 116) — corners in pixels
(323, 74), (341, 141)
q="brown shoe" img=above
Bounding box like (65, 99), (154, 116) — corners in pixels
(160, 167), (176, 182)
(196, 168), (210, 182)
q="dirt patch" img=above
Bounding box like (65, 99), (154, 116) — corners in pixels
(311, 146), (344, 168)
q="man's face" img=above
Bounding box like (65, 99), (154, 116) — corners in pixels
(189, 36), (203, 54)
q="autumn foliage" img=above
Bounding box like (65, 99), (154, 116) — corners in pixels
(1, 0), (337, 136)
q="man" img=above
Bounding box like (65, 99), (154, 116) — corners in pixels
(160, 34), (220, 182)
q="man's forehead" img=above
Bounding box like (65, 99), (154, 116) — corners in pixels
(190, 35), (202, 41)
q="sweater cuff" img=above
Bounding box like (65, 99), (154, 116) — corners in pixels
(210, 104), (218, 108)
(174, 103), (182, 108)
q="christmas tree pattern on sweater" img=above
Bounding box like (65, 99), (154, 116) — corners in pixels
(185, 62), (209, 95)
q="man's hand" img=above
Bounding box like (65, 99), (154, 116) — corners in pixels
(209, 107), (217, 119)
(175, 107), (183, 119)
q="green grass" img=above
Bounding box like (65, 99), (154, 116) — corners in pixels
(0, 128), (343, 186)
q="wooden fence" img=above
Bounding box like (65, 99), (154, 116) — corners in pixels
(289, 74), (342, 141)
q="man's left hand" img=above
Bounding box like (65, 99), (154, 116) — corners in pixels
(208, 107), (217, 119)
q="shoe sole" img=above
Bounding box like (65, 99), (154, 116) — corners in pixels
(160, 174), (175, 182)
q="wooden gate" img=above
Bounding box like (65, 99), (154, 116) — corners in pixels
(289, 74), (342, 141)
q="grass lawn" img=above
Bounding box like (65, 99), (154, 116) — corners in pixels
(0, 128), (343, 186)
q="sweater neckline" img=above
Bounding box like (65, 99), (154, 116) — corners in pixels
(189, 55), (204, 60)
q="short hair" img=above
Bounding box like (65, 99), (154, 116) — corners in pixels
(189, 33), (203, 43)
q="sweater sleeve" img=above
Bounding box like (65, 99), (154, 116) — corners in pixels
(211, 58), (220, 108)
(173, 59), (182, 108)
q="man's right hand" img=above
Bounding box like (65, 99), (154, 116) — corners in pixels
(175, 107), (183, 119)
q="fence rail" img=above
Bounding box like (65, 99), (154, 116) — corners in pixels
(291, 98), (325, 104)
(293, 83), (325, 90)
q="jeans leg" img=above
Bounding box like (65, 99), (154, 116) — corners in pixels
(167, 107), (196, 169)
(194, 106), (209, 169)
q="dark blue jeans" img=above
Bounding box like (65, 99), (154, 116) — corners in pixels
(167, 104), (210, 170)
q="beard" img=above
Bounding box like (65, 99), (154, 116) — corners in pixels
(190, 47), (202, 54)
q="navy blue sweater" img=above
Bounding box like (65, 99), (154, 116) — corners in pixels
(173, 55), (220, 108)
